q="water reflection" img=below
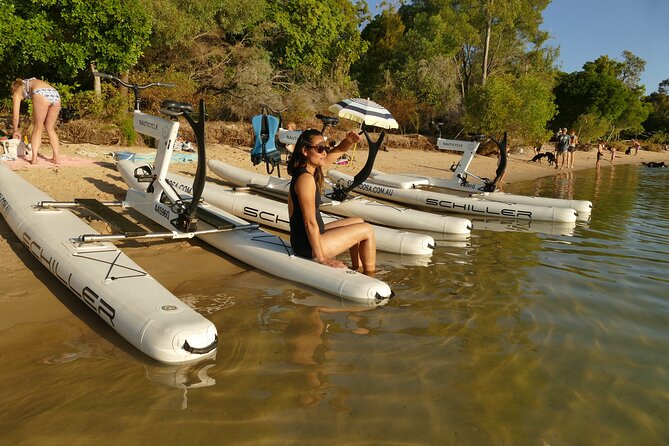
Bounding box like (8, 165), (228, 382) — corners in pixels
(471, 217), (578, 236)
(3, 164), (669, 444)
(144, 358), (216, 410)
(258, 294), (378, 408)
(553, 169), (575, 200)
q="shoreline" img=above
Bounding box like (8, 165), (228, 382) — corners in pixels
(1, 140), (667, 270)
(4, 141), (667, 196)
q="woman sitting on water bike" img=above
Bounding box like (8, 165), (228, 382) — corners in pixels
(287, 129), (377, 274)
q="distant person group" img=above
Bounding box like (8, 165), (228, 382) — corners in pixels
(529, 129), (659, 171)
(553, 128), (578, 170)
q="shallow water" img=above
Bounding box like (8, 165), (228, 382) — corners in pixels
(1, 164), (668, 445)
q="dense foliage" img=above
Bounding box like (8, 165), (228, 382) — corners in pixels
(553, 55), (652, 142)
(0, 0), (151, 84)
(1, 0), (666, 144)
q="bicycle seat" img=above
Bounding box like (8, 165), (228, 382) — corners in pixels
(315, 114), (339, 127)
(160, 100), (194, 116)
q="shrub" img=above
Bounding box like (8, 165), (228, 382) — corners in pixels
(118, 115), (137, 146)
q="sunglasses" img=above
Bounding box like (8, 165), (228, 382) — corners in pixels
(308, 144), (329, 154)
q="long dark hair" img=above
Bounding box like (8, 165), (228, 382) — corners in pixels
(287, 128), (325, 193)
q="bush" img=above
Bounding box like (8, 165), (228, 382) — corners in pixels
(118, 115), (137, 146)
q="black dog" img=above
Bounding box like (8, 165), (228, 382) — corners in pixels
(530, 152), (557, 166)
(531, 153), (547, 162)
(625, 147), (632, 155)
(642, 161), (667, 168)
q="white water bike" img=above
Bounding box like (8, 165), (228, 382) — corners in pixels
(358, 130), (593, 218)
(89, 73), (393, 306)
(0, 74), (219, 364)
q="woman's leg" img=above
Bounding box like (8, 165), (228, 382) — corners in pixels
(44, 102), (61, 163)
(320, 222), (376, 274)
(324, 217), (365, 269)
(323, 217), (364, 230)
(30, 95), (49, 163)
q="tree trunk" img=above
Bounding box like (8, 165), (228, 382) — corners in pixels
(120, 71), (130, 99)
(482, 12), (492, 85)
(91, 63), (101, 96)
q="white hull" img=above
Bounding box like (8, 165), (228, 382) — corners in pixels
(328, 170), (578, 223)
(0, 164), (217, 364)
(117, 161), (393, 305)
(368, 170), (593, 215)
(142, 165), (434, 256)
(208, 160), (472, 235)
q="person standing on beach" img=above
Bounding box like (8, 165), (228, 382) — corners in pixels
(596, 140), (605, 169)
(567, 129), (578, 168)
(287, 129), (377, 274)
(11, 77), (61, 164)
(610, 145), (617, 163)
(554, 127), (570, 169)
(632, 138), (641, 156)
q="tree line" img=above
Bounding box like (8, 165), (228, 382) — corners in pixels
(2, 0), (667, 145)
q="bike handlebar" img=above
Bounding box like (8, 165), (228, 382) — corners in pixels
(94, 72), (175, 90)
(94, 72), (175, 111)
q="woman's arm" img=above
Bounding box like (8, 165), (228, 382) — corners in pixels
(294, 174), (345, 268)
(324, 131), (361, 164)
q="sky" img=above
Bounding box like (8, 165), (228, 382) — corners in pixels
(366, 0), (668, 94)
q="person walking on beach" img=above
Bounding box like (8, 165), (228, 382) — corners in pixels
(632, 138), (641, 156)
(287, 129), (377, 274)
(567, 129), (578, 168)
(554, 127), (570, 170)
(11, 77), (61, 164)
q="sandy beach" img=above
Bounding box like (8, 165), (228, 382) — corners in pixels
(1, 139), (667, 332)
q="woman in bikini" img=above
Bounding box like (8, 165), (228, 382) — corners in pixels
(11, 77), (61, 164)
(287, 129), (377, 274)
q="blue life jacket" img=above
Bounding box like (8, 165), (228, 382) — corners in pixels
(251, 113), (281, 170)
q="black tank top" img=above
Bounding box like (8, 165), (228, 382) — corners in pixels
(289, 167), (325, 258)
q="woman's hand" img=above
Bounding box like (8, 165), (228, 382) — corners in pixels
(344, 131), (362, 145)
(315, 257), (347, 269)
(12, 131), (21, 140)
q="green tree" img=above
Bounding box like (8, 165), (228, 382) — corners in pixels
(265, 0), (368, 82)
(572, 112), (611, 143)
(553, 53), (650, 137)
(620, 50), (646, 91)
(0, 0), (151, 85)
(143, 0), (267, 61)
(354, 0), (555, 133)
(462, 72), (556, 142)
(643, 79), (669, 134)
(352, 8), (406, 96)
(659, 79), (669, 95)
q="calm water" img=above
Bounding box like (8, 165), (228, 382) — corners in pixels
(1, 164), (668, 445)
